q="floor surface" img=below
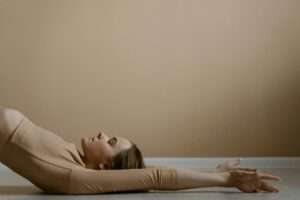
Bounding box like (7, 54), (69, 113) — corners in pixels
(0, 168), (298, 200)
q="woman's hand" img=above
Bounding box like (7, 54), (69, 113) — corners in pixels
(226, 169), (281, 193)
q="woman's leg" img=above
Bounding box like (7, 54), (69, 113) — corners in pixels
(0, 107), (25, 148)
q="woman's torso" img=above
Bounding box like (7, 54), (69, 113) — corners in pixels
(0, 108), (85, 193)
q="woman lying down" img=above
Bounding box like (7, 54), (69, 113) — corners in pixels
(0, 107), (281, 195)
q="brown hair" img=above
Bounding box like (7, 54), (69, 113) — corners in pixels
(110, 142), (145, 169)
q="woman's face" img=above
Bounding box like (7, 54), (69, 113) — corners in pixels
(81, 131), (132, 169)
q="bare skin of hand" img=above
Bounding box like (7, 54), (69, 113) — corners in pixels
(216, 159), (281, 193)
(226, 169), (281, 193)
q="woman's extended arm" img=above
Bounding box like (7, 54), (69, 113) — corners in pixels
(67, 165), (280, 194)
(67, 166), (229, 194)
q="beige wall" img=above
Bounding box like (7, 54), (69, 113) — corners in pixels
(1, 0), (299, 157)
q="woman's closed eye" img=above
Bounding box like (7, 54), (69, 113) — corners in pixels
(108, 137), (117, 146)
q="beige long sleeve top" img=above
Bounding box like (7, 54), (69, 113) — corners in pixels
(0, 114), (226, 195)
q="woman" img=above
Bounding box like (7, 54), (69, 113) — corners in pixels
(0, 107), (281, 194)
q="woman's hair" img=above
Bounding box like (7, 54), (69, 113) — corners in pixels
(110, 141), (145, 169)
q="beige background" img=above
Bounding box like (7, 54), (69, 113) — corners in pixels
(0, 0), (299, 157)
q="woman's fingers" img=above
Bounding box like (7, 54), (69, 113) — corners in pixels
(236, 169), (280, 181)
(258, 173), (281, 181)
(230, 169), (280, 193)
(259, 181), (279, 192)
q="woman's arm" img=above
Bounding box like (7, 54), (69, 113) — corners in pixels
(67, 166), (229, 194)
(67, 165), (280, 195)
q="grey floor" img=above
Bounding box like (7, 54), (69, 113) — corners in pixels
(0, 168), (298, 200)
